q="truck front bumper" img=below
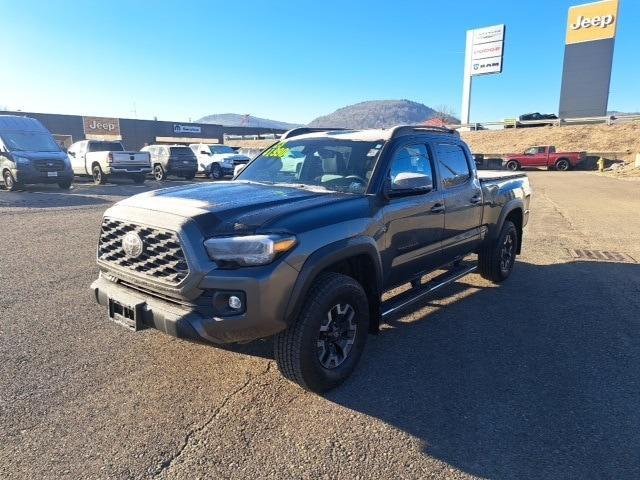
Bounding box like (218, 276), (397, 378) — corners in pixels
(13, 167), (73, 185)
(91, 257), (299, 344)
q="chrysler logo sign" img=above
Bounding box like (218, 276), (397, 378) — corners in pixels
(122, 232), (144, 258)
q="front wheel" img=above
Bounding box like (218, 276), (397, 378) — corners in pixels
(274, 273), (369, 393)
(58, 180), (72, 190)
(3, 170), (22, 191)
(209, 163), (222, 180)
(478, 220), (518, 283)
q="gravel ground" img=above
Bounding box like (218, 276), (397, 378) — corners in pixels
(1, 172), (639, 479)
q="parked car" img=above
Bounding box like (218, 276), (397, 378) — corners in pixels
(0, 115), (73, 191)
(503, 145), (586, 171)
(91, 125), (531, 392)
(189, 143), (251, 179)
(141, 144), (197, 181)
(518, 112), (559, 128)
(68, 140), (151, 184)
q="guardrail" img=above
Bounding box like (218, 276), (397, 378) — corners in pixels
(449, 114), (640, 130)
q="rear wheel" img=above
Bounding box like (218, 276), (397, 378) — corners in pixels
(3, 169), (22, 191)
(274, 273), (369, 393)
(153, 164), (166, 181)
(210, 163), (222, 180)
(555, 158), (570, 171)
(478, 220), (518, 283)
(183, 172), (196, 180)
(505, 160), (520, 171)
(92, 164), (107, 185)
(132, 174), (146, 184)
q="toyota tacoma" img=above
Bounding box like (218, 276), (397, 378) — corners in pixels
(91, 126), (531, 392)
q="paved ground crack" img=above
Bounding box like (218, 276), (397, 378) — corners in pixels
(150, 361), (273, 477)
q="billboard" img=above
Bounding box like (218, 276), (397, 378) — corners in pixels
(461, 24), (506, 124)
(559, 0), (619, 118)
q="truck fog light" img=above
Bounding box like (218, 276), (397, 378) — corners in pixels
(228, 295), (243, 310)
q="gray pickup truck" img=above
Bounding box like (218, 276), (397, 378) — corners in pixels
(91, 126), (531, 392)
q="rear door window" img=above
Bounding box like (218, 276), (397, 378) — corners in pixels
(434, 143), (471, 188)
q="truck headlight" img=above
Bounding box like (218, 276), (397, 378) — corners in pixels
(204, 234), (296, 267)
(14, 156), (30, 165)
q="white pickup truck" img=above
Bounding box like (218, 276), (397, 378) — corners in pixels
(68, 140), (151, 184)
(189, 143), (251, 179)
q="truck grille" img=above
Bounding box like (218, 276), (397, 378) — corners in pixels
(98, 218), (189, 285)
(34, 159), (65, 172)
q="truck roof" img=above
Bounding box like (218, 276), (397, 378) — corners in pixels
(283, 125), (458, 142)
(0, 115), (49, 133)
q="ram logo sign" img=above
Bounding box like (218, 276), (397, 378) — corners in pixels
(565, 0), (618, 44)
(174, 124), (202, 134)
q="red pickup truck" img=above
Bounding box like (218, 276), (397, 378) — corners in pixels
(503, 146), (585, 171)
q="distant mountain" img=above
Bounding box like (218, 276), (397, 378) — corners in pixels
(308, 100), (459, 129)
(197, 113), (302, 130)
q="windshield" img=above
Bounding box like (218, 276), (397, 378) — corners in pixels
(1, 132), (60, 152)
(88, 141), (124, 152)
(210, 145), (236, 154)
(236, 138), (383, 194)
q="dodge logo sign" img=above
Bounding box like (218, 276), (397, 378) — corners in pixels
(122, 232), (144, 258)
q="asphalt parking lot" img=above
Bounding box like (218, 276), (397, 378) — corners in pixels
(1, 172), (639, 479)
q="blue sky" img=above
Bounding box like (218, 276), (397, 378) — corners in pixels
(1, 0), (638, 124)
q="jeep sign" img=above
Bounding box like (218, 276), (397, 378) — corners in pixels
(83, 116), (120, 136)
(565, 0), (618, 45)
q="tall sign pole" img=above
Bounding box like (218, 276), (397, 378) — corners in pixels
(461, 24), (506, 125)
(461, 31), (474, 125)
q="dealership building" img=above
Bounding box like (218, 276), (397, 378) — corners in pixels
(0, 110), (286, 151)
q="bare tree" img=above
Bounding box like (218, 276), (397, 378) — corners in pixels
(433, 105), (457, 123)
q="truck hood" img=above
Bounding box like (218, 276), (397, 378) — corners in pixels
(10, 150), (67, 161)
(114, 181), (354, 236)
(215, 153), (250, 162)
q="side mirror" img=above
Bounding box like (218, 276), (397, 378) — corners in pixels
(68, 151), (76, 157)
(200, 150), (210, 155)
(386, 172), (433, 198)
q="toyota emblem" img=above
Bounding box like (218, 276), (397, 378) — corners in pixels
(122, 232), (144, 258)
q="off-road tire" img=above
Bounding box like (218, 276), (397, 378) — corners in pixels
(274, 272), (369, 393)
(153, 164), (167, 181)
(132, 174), (146, 185)
(478, 220), (518, 283)
(92, 164), (107, 185)
(3, 169), (22, 191)
(505, 160), (520, 171)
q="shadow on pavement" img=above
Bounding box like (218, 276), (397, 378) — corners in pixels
(321, 260), (640, 479)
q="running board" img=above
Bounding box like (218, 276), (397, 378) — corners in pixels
(381, 263), (478, 319)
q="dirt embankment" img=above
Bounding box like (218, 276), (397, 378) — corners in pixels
(460, 123), (640, 161)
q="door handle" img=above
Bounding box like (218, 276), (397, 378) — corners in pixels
(431, 203), (445, 213)
(470, 194), (482, 204)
